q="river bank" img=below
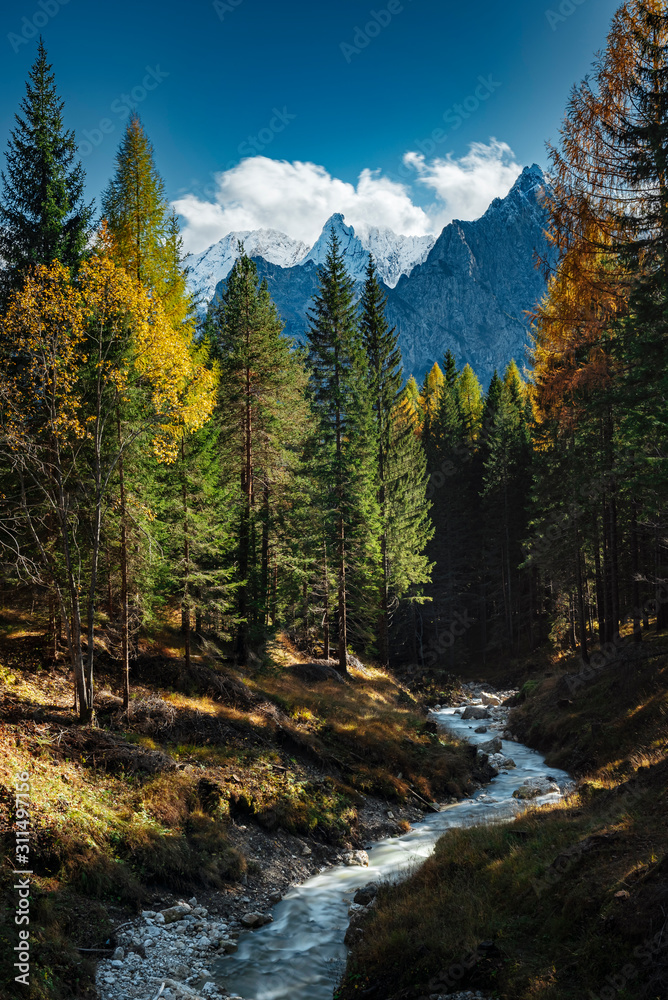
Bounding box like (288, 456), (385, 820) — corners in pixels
(340, 642), (668, 1000)
(94, 681), (571, 1000)
(0, 620), (474, 1000)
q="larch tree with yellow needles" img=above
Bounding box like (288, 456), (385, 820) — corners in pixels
(0, 254), (216, 721)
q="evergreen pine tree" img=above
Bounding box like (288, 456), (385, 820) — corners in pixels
(457, 364), (484, 446)
(360, 255), (432, 665)
(307, 228), (380, 672)
(481, 364), (533, 653)
(421, 354), (475, 670)
(213, 252), (310, 662)
(101, 112), (170, 292)
(0, 39), (93, 300)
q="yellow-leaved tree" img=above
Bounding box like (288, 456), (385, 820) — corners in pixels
(0, 253), (217, 721)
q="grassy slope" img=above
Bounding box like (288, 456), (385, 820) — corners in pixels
(0, 609), (472, 1000)
(339, 633), (668, 1000)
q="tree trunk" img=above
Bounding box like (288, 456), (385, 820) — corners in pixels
(575, 520), (589, 663)
(117, 409), (130, 710)
(334, 342), (348, 677)
(181, 437), (191, 673)
(631, 502), (642, 643)
(261, 482), (270, 628)
(593, 518), (605, 644)
(271, 560), (278, 626)
(237, 348), (254, 662)
(337, 513), (347, 675)
(323, 541), (330, 661)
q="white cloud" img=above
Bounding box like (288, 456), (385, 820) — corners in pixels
(173, 142), (525, 254)
(404, 140), (523, 230)
(173, 159), (431, 253)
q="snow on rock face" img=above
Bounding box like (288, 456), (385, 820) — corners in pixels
(183, 164), (553, 388)
(303, 213), (434, 288)
(187, 215), (434, 311)
(186, 229), (309, 309)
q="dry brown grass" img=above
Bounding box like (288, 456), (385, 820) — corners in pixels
(339, 637), (668, 1000)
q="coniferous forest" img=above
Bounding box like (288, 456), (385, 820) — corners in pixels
(1, 5), (668, 1000)
(2, 27), (667, 720)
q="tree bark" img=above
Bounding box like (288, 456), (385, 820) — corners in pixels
(323, 540), (330, 661)
(117, 408), (130, 710)
(181, 437), (191, 672)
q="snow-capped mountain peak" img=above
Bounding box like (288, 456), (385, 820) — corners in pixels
(303, 214), (435, 288)
(185, 214), (435, 308)
(302, 214), (370, 282)
(186, 229), (309, 305)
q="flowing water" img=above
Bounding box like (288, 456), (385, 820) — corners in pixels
(213, 702), (571, 1000)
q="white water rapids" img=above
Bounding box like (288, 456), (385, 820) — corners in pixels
(213, 700), (572, 1000)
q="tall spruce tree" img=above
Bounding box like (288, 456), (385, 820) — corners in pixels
(307, 228), (379, 673)
(0, 40), (93, 301)
(421, 354), (474, 669)
(481, 363), (533, 653)
(213, 252), (309, 662)
(360, 255), (432, 665)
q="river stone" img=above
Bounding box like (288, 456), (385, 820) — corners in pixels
(161, 904), (192, 923)
(344, 850), (369, 867)
(481, 692), (501, 706)
(354, 882), (379, 905)
(513, 779), (560, 800)
(112, 947), (124, 960)
(480, 736), (502, 755)
(461, 706), (491, 720)
(221, 940), (239, 953)
(241, 911), (273, 928)
(474, 726), (488, 733)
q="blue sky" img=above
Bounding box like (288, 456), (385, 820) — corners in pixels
(0, 0), (621, 251)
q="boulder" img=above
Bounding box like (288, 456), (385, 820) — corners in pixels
(461, 706), (491, 720)
(474, 726), (488, 734)
(291, 661), (346, 684)
(512, 779), (560, 800)
(489, 753), (516, 769)
(240, 912), (273, 928)
(354, 882), (379, 906)
(481, 692), (501, 706)
(480, 736), (503, 755)
(161, 904), (192, 924)
(343, 850), (369, 867)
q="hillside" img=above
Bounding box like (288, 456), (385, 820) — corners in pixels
(338, 631), (668, 1000)
(0, 603), (475, 1000)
